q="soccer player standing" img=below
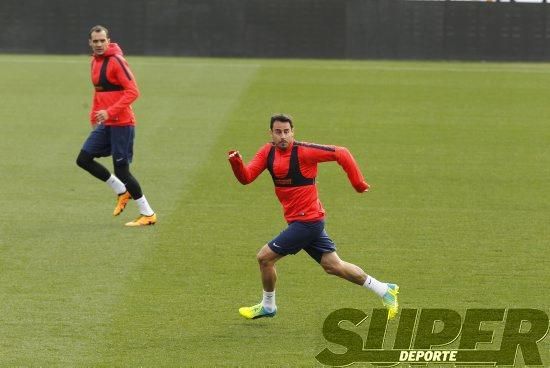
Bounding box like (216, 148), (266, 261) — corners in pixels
(76, 25), (156, 226)
(228, 114), (399, 320)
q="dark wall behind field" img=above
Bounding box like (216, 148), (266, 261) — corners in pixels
(2, 0), (550, 60)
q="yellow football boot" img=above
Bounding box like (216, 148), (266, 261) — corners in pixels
(125, 213), (157, 227)
(113, 191), (131, 216)
(382, 284), (399, 320)
(239, 303), (277, 319)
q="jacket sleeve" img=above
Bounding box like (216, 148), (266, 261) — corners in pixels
(106, 56), (140, 117)
(228, 146), (269, 185)
(305, 145), (370, 193)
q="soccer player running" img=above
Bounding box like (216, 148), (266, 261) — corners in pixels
(76, 25), (156, 226)
(228, 114), (399, 320)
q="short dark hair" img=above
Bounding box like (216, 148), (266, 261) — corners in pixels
(270, 113), (293, 130)
(89, 25), (110, 39)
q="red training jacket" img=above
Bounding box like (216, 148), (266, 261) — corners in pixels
(90, 43), (139, 126)
(229, 141), (369, 223)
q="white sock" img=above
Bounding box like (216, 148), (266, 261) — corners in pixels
(262, 290), (276, 312)
(135, 195), (154, 216)
(106, 174), (126, 195)
(363, 275), (388, 297)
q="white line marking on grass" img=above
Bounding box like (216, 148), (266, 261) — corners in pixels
(279, 63), (550, 74)
(0, 56), (261, 69)
(1, 56), (549, 74)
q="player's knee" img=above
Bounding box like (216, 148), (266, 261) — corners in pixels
(322, 261), (342, 276)
(114, 164), (131, 182)
(76, 150), (93, 169)
(256, 247), (273, 267)
(257, 252), (268, 266)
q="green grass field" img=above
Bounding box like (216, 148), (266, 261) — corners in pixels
(0, 54), (548, 367)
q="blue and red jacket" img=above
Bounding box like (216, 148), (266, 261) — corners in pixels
(229, 141), (370, 223)
(90, 43), (139, 126)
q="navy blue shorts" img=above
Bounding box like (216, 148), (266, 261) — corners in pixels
(268, 220), (336, 263)
(82, 124), (135, 166)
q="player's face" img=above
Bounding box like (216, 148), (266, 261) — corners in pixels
(89, 31), (110, 55)
(271, 121), (294, 150)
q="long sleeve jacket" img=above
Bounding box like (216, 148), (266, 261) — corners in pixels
(229, 141), (369, 223)
(90, 43), (139, 126)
